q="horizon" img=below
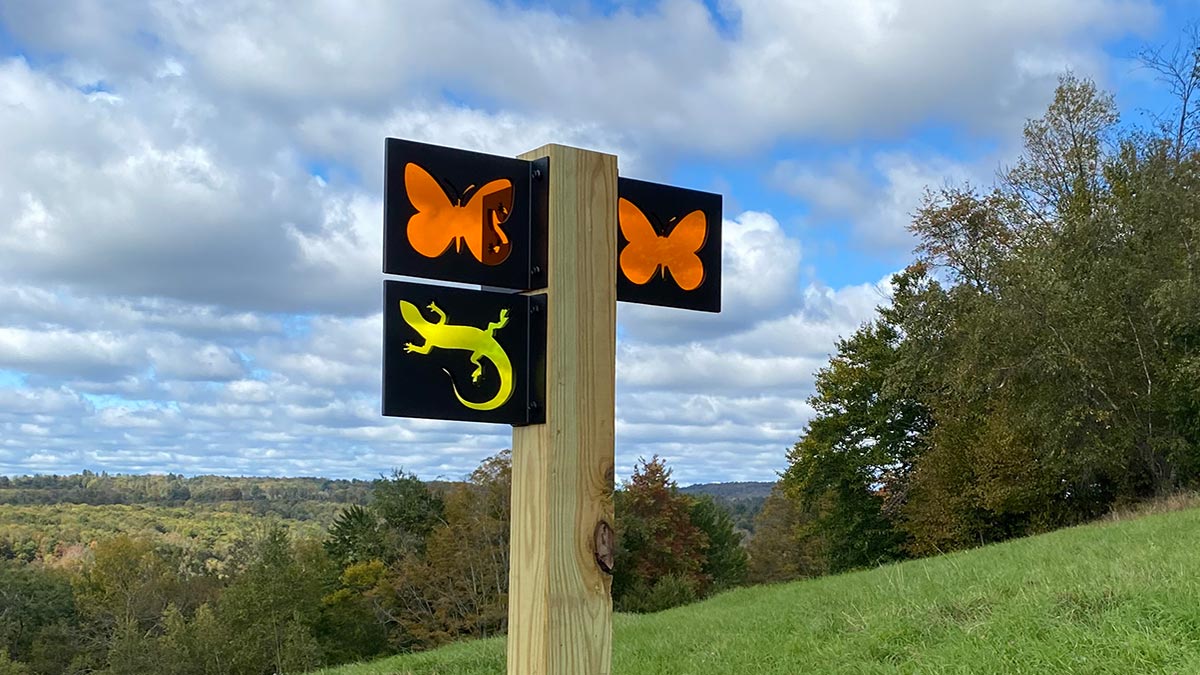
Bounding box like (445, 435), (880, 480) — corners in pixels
(0, 467), (779, 489)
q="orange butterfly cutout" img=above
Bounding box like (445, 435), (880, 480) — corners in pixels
(405, 163), (514, 266)
(618, 198), (707, 291)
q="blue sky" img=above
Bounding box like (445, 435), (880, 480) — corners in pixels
(0, 0), (1196, 485)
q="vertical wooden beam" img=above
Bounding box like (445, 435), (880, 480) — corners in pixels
(508, 144), (617, 675)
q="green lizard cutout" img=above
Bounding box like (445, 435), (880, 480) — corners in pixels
(399, 300), (513, 411)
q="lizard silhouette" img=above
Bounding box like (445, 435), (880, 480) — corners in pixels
(399, 300), (513, 411)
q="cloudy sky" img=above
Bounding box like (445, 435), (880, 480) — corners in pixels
(0, 1), (1196, 485)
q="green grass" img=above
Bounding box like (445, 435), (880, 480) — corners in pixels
(318, 506), (1200, 674)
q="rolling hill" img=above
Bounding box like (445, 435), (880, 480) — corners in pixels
(316, 501), (1200, 674)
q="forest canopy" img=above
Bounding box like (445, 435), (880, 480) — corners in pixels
(780, 63), (1200, 570)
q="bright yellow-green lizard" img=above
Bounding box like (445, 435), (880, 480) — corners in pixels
(399, 300), (513, 411)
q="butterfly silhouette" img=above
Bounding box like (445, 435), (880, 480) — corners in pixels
(618, 198), (707, 291)
(405, 163), (514, 266)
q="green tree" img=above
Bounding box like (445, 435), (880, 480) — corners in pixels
(746, 485), (825, 584)
(371, 469), (445, 562)
(318, 561), (388, 665)
(833, 67), (1200, 556)
(687, 495), (747, 593)
(213, 527), (328, 674)
(372, 452), (512, 650)
(0, 561), (76, 666)
(897, 73), (1200, 554)
(0, 650), (30, 675)
(781, 308), (929, 572)
(324, 504), (384, 567)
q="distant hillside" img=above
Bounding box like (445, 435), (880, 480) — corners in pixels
(0, 473), (774, 560)
(315, 504), (1200, 675)
(680, 481), (774, 500)
(0, 471), (374, 506)
(0, 473), (477, 561)
(0, 472), (376, 561)
(679, 481), (774, 537)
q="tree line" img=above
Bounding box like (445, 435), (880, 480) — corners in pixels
(0, 473), (374, 507)
(0, 452), (747, 674)
(766, 41), (1200, 577)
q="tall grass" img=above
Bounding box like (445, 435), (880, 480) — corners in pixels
(317, 505), (1200, 674)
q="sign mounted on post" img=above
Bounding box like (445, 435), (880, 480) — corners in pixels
(382, 280), (545, 426)
(616, 177), (722, 313)
(380, 137), (725, 675)
(384, 138), (548, 290)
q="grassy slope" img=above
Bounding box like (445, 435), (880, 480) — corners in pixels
(319, 507), (1200, 674)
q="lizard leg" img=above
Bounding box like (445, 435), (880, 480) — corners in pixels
(486, 308), (509, 335)
(427, 302), (448, 325)
(469, 351), (484, 382)
(405, 341), (433, 354)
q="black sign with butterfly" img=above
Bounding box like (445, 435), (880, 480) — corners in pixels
(616, 177), (722, 312)
(383, 138), (549, 291)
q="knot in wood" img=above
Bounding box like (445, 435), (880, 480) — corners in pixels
(593, 520), (615, 575)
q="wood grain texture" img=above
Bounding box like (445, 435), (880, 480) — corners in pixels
(508, 144), (617, 675)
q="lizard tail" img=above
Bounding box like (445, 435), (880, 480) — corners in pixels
(442, 367), (513, 412)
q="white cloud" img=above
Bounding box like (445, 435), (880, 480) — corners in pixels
(0, 0), (1164, 483)
(297, 105), (641, 192)
(0, 327), (144, 380)
(774, 149), (992, 253)
(2, 0), (1157, 153)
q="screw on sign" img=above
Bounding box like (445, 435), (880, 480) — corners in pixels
(380, 139), (721, 675)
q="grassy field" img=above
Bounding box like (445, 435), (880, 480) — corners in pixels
(318, 504), (1200, 674)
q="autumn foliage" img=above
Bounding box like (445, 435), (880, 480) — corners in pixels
(612, 456), (746, 612)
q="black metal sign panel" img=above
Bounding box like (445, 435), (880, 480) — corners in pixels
(616, 177), (722, 313)
(384, 138), (548, 290)
(383, 280), (545, 426)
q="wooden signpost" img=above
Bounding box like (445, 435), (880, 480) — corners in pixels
(382, 139), (721, 675)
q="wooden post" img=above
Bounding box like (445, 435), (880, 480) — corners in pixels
(508, 144), (617, 675)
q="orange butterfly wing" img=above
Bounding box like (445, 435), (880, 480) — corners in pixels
(619, 198), (707, 290)
(405, 163), (460, 259)
(661, 210), (706, 291)
(405, 163), (513, 265)
(618, 198), (662, 285)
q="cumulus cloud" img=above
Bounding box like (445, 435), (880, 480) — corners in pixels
(619, 210), (803, 344)
(773, 149), (994, 253)
(2, 0), (1156, 152)
(0, 0), (1164, 483)
(297, 104), (642, 192)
